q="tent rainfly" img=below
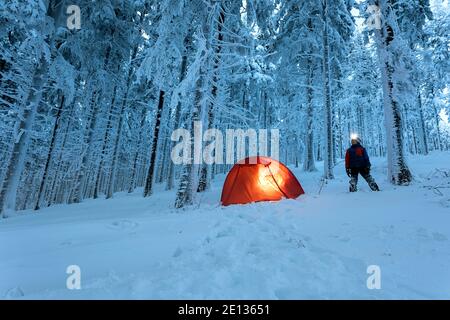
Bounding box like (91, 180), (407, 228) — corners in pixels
(221, 156), (304, 206)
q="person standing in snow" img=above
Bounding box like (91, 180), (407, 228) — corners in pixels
(345, 136), (380, 192)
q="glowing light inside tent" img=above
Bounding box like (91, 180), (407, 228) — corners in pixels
(258, 166), (284, 191)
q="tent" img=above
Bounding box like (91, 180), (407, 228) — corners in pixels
(221, 156), (305, 206)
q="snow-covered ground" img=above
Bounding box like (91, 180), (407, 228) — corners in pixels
(1, 152), (450, 299)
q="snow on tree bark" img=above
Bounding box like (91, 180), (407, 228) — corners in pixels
(198, 4), (225, 193)
(321, 0), (334, 180)
(374, 1), (412, 185)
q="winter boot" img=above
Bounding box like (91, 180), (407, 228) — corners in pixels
(349, 178), (357, 192)
(364, 175), (380, 191)
(369, 181), (380, 191)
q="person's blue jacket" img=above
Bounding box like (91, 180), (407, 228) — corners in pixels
(345, 143), (371, 168)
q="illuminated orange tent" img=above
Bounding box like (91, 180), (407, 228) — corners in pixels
(221, 156), (304, 206)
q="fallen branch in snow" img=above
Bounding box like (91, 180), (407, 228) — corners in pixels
(422, 185), (450, 196)
(317, 159), (345, 195)
(426, 168), (450, 180)
(318, 177), (327, 195)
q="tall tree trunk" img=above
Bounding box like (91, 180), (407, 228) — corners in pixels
(143, 90), (165, 197)
(416, 91), (428, 155)
(175, 52), (206, 208)
(71, 89), (99, 203)
(93, 85), (118, 199)
(337, 107), (344, 159)
(72, 47), (112, 203)
(128, 107), (147, 193)
(107, 46), (139, 199)
(322, 0), (334, 179)
(303, 27), (317, 172)
(156, 129), (170, 184)
(375, 1), (412, 185)
(166, 32), (192, 191)
(48, 110), (72, 206)
(34, 93), (65, 210)
(198, 5), (225, 193)
(430, 88), (442, 151)
(0, 59), (48, 217)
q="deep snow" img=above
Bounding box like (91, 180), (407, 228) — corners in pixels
(1, 152), (449, 299)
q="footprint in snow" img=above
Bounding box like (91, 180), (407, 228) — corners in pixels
(440, 198), (450, 208)
(416, 227), (430, 239)
(379, 225), (395, 237)
(107, 219), (139, 231)
(287, 237), (307, 249)
(173, 247), (183, 258)
(59, 240), (73, 247)
(4, 287), (24, 299)
(432, 232), (448, 242)
(330, 234), (350, 243)
(216, 229), (231, 238)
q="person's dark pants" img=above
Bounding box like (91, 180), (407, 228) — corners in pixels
(349, 167), (379, 192)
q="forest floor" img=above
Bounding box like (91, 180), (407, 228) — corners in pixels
(1, 152), (450, 299)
